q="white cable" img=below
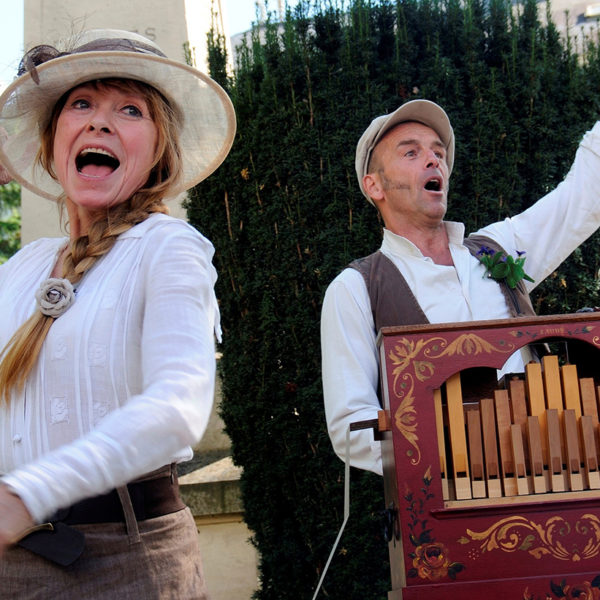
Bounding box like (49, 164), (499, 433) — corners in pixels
(311, 427), (351, 600)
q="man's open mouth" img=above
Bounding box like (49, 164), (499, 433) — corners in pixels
(76, 147), (120, 177)
(424, 177), (442, 192)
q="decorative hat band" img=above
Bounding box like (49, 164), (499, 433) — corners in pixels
(19, 38), (168, 84)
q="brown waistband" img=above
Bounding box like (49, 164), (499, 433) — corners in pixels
(51, 464), (185, 525)
(16, 465), (186, 566)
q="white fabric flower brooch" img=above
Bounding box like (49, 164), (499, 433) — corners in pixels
(35, 278), (75, 318)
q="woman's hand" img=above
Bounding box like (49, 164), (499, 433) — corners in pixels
(0, 485), (35, 557)
(0, 163), (11, 185)
(0, 128), (12, 185)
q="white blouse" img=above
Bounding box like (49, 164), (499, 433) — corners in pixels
(0, 213), (220, 523)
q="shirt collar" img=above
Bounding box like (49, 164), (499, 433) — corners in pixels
(118, 212), (166, 239)
(381, 221), (465, 258)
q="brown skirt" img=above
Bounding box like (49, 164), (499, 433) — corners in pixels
(0, 508), (210, 599)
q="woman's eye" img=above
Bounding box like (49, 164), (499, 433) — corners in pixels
(72, 99), (90, 109)
(122, 105), (143, 117)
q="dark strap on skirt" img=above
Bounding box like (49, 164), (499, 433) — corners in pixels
(52, 463), (184, 525)
(17, 464), (184, 566)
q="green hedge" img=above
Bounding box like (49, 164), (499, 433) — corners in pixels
(0, 182), (20, 264)
(187, 1), (600, 597)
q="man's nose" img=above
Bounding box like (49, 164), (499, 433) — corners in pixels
(425, 150), (440, 168)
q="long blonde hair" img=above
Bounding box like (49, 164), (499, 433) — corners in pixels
(0, 78), (183, 403)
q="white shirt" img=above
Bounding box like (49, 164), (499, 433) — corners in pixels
(0, 213), (220, 523)
(321, 121), (600, 476)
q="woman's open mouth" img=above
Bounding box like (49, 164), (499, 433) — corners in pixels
(75, 147), (120, 178)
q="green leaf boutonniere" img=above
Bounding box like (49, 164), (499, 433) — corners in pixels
(476, 246), (535, 289)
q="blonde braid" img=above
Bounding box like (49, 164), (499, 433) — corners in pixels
(0, 316), (54, 403)
(65, 201), (168, 281)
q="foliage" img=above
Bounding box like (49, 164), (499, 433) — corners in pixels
(476, 246), (534, 289)
(188, 1), (600, 598)
(0, 182), (20, 264)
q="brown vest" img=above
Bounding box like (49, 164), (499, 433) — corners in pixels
(349, 234), (535, 332)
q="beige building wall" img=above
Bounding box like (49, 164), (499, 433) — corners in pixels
(21, 0), (231, 243)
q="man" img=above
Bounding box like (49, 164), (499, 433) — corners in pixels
(321, 99), (600, 475)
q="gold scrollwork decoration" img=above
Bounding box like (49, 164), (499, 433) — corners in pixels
(388, 334), (514, 397)
(388, 337), (442, 396)
(393, 374), (420, 465)
(428, 333), (515, 359)
(462, 514), (600, 562)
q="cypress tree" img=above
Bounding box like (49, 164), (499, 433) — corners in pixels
(0, 182), (20, 264)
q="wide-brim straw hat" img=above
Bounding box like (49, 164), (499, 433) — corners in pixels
(0, 29), (236, 201)
(355, 99), (454, 204)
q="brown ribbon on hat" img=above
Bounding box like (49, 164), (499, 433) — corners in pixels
(71, 38), (167, 58)
(18, 37), (167, 86)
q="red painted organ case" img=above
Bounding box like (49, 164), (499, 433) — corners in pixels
(376, 313), (600, 600)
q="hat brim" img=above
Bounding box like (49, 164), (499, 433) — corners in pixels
(371, 101), (454, 170)
(0, 51), (236, 201)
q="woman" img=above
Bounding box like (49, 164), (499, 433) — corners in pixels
(0, 29), (236, 598)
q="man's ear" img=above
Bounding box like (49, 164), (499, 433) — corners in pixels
(363, 172), (384, 203)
